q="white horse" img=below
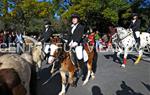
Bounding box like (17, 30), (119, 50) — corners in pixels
(112, 27), (150, 67)
(24, 35), (57, 74)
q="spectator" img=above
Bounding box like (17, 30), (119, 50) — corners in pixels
(11, 31), (16, 43)
(95, 31), (101, 52)
(0, 32), (3, 44)
(3, 31), (9, 48)
(88, 31), (95, 46)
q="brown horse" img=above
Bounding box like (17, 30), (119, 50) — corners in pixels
(47, 42), (96, 95)
(0, 54), (31, 95)
(0, 68), (26, 95)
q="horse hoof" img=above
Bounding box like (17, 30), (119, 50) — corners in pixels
(91, 75), (95, 80)
(134, 62), (138, 65)
(121, 64), (125, 68)
(70, 82), (77, 87)
(59, 92), (65, 95)
(82, 80), (88, 86)
(50, 70), (54, 74)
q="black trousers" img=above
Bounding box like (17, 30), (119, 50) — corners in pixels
(133, 31), (140, 45)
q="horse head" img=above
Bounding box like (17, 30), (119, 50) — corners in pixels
(116, 27), (133, 40)
(116, 27), (126, 34)
(24, 36), (43, 68)
(48, 44), (61, 64)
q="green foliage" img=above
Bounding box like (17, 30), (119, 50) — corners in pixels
(0, 0), (149, 34)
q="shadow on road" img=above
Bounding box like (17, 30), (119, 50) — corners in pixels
(103, 52), (139, 64)
(103, 52), (122, 64)
(116, 81), (144, 95)
(92, 50), (98, 73)
(141, 81), (150, 92)
(92, 85), (103, 95)
(36, 66), (62, 95)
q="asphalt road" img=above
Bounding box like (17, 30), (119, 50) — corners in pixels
(35, 52), (150, 95)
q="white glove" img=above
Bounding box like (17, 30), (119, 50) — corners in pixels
(69, 40), (73, 46)
(71, 42), (78, 47)
(64, 39), (68, 43)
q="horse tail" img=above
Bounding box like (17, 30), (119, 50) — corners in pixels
(42, 70), (60, 85)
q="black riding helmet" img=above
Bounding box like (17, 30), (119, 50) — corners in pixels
(132, 13), (138, 17)
(71, 13), (80, 20)
(44, 19), (51, 25)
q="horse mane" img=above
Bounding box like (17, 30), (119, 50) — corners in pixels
(23, 35), (38, 45)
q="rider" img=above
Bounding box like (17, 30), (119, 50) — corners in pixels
(129, 13), (141, 47)
(38, 19), (55, 59)
(67, 13), (88, 71)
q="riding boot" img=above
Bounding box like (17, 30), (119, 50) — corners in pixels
(136, 37), (140, 49)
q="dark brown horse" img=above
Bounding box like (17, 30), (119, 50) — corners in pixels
(0, 54), (31, 95)
(0, 68), (26, 95)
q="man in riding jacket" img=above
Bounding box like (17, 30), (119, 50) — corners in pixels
(38, 19), (55, 58)
(129, 13), (141, 47)
(67, 14), (88, 72)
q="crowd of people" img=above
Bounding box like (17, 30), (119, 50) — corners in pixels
(0, 30), (25, 54)
(0, 30), (16, 47)
(82, 28), (111, 52)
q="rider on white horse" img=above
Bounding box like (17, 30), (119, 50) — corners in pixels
(129, 13), (141, 48)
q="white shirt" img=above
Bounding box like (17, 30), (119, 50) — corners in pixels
(132, 20), (136, 24)
(45, 28), (48, 32)
(71, 24), (78, 34)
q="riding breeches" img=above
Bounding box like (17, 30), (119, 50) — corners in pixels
(44, 44), (50, 54)
(133, 31), (140, 44)
(75, 46), (88, 62)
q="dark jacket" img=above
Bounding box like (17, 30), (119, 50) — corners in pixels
(68, 24), (84, 44)
(39, 26), (54, 43)
(129, 19), (141, 32)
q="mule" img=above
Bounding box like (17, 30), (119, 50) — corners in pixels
(112, 27), (150, 67)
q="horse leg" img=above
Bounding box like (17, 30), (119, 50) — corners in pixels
(59, 71), (66, 95)
(50, 62), (55, 73)
(117, 50), (123, 64)
(68, 71), (75, 87)
(91, 71), (95, 80)
(83, 63), (92, 86)
(36, 61), (42, 79)
(121, 48), (128, 68)
(135, 49), (143, 64)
